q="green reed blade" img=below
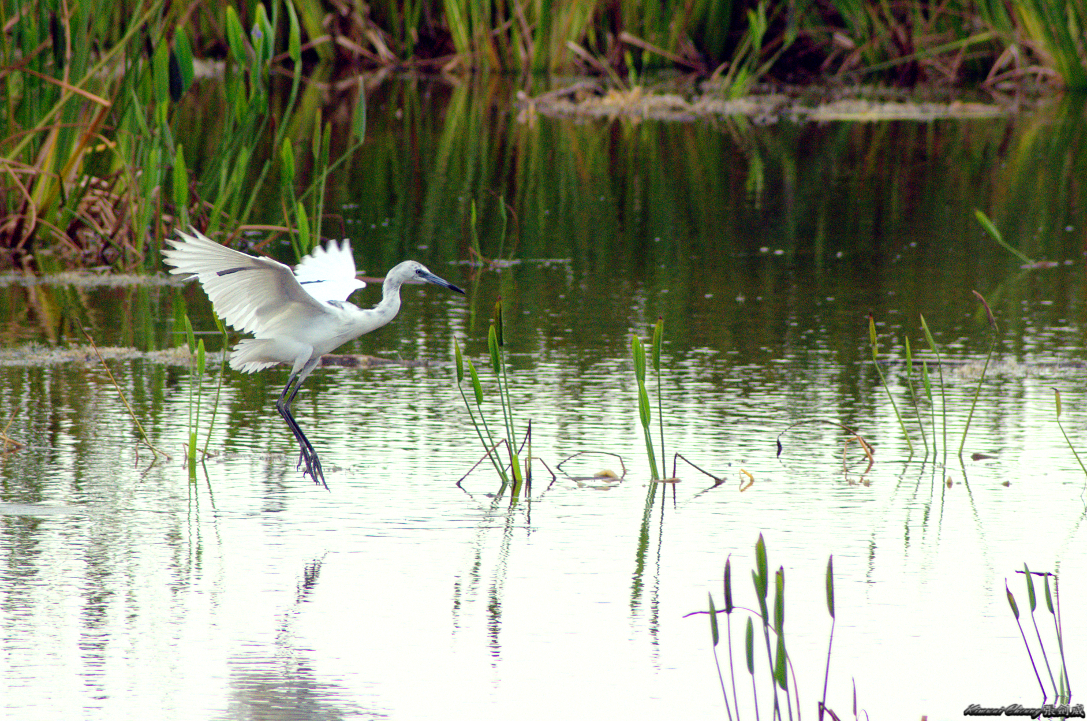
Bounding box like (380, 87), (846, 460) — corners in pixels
(632, 335), (646, 382)
(1025, 564), (1036, 612)
(312, 107), (323, 161)
(1006, 581), (1020, 619)
(652, 317), (665, 476)
(960, 290), (998, 456)
(183, 314), (196, 353)
(174, 26), (194, 95)
(754, 534), (768, 602)
(488, 324), (500, 375)
(745, 617), (755, 674)
(723, 556), (733, 614)
(493, 298), (504, 346)
(652, 318), (663, 370)
(296, 202), (311, 254)
(826, 555), (835, 618)
(638, 384), (651, 429)
(286, 0), (302, 65)
(773, 566), (785, 635)
(352, 80), (367, 143)
(454, 337), (465, 384)
(709, 593), (720, 647)
(869, 314), (912, 452)
(903, 334), (929, 454)
(173, 144), (188, 227)
(774, 633), (787, 690)
(867, 312), (877, 357)
(253, 2), (274, 67)
(920, 314), (946, 459)
(974, 208), (1033, 265)
(281, 137), (296, 185)
(153, 39), (170, 106)
(468, 358), (483, 405)
(225, 6), (248, 64)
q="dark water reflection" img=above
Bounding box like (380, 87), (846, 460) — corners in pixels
(2, 80), (1087, 720)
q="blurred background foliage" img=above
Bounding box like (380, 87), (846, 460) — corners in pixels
(2, 0), (1085, 270)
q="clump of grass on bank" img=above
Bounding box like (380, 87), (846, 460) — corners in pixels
(2, 0), (364, 270)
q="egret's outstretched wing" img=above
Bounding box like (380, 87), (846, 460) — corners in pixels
(163, 229), (331, 337)
(293, 239), (366, 303)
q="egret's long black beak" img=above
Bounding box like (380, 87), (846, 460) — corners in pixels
(421, 270), (465, 295)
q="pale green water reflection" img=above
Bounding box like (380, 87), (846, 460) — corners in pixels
(2, 82), (1087, 720)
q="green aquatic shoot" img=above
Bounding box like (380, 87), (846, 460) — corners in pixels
(632, 333), (660, 480)
(903, 335), (929, 455)
(201, 315), (230, 459)
(919, 314), (947, 461)
(453, 298), (531, 496)
(974, 208), (1034, 265)
(182, 315), (206, 469)
(960, 291), (998, 456)
(704, 535), (839, 720)
(708, 593), (733, 721)
(921, 360), (936, 450)
(652, 318), (665, 476)
(821, 555), (835, 718)
(632, 318), (667, 480)
(454, 337), (510, 486)
(1052, 389), (1087, 480)
(490, 299), (525, 493)
(1006, 576), (1048, 699)
(1024, 564), (1059, 697)
(868, 314), (913, 454)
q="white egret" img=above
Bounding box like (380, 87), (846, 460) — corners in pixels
(162, 228), (465, 488)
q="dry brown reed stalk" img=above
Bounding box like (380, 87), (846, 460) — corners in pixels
(80, 326), (170, 463)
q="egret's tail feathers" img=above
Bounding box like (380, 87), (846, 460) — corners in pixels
(229, 339), (285, 374)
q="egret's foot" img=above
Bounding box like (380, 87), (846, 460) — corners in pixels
(295, 442), (327, 489)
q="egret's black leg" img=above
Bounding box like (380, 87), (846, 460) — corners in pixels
(276, 374), (327, 489)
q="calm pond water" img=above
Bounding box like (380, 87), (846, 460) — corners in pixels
(2, 81), (1087, 720)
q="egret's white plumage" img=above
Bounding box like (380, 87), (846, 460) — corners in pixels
(162, 228), (465, 488)
(292, 238), (366, 303)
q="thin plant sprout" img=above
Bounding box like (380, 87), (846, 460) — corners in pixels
(903, 335), (929, 456)
(1006, 579), (1046, 697)
(959, 291), (998, 456)
(920, 314), (947, 464)
(632, 333), (660, 479)
(1052, 389), (1087, 483)
(868, 314), (913, 454)
(454, 338), (509, 485)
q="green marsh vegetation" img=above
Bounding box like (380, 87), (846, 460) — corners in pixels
(696, 534), (843, 720)
(454, 298), (538, 502)
(6, 0), (1087, 275)
(2, 0), (363, 270)
(1005, 566), (1072, 705)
